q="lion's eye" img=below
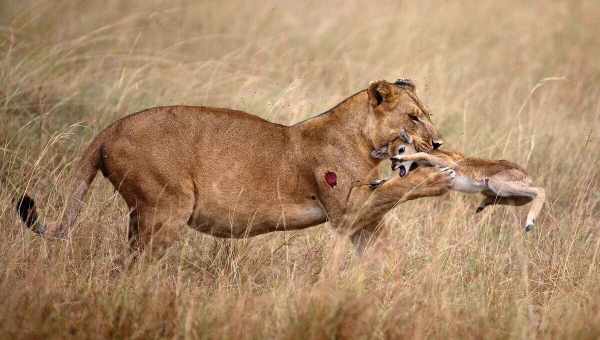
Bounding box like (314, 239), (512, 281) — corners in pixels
(408, 114), (420, 123)
(398, 146), (406, 154)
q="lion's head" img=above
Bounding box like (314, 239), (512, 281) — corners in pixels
(364, 79), (442, 156)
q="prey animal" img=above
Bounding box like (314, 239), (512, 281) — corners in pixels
(373, 131), (545, 231)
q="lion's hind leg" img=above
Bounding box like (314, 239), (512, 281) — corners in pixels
(104, 157), (195, 259)
(126, 192), (194, 259)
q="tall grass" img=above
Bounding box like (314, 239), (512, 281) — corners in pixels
(1, 1), (599, 339)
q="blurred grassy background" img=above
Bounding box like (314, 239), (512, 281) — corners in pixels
(1, 1), (599, 339)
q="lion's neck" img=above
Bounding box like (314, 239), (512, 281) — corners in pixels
(289, 91), (378, 169)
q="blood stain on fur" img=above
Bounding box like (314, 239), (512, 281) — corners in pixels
(325, 171), (337, 188)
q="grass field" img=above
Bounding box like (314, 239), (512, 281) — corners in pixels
(1, 1), (600, 339)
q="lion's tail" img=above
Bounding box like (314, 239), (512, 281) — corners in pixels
(16, 134), (106, 238)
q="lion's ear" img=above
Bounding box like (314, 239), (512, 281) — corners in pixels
(394, 78), (416, 92)
(367, 80), (395, 108)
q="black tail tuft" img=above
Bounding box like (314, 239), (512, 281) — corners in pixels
(16, 194), (38, 228)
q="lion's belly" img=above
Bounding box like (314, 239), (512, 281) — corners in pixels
(185, 124), (327, 237)
(187, 199), (326, 238)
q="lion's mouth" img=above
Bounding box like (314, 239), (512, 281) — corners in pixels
(414, 140), (432, 153)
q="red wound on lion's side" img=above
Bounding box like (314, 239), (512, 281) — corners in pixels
(325, 171), (337, 188)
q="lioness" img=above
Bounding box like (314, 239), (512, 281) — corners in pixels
(378, 131), (545, 231)
(16, 79), (452, 253)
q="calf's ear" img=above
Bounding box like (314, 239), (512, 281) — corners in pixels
(399, 129), (413, 144)
(370, 144), (389, 160)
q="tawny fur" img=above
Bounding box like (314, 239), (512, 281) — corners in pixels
(386, 139), (545, 231)
(16, 79), (451, 254)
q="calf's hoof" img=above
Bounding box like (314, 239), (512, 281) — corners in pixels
(369, 179), (387, 190)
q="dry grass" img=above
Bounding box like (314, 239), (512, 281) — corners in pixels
(1, 1), (600, 339)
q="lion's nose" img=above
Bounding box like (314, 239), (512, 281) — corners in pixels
(432, 140), (443, 150)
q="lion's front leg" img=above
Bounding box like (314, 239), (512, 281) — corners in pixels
(342, 166), (454, 251)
